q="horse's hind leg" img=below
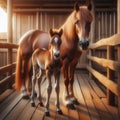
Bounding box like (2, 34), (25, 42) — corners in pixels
(45, 70), (52, 116)
(54, 71), (62, 114)
(21, 59), (29, 99)
(30, 65), (37, 107)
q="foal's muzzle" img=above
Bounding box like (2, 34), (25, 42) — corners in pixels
(54, 50), (60, 58)
(79, 40), (89, 50)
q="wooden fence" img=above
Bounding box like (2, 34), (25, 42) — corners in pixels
(0, 42), (18, 94)
(87, 34), (120, 114)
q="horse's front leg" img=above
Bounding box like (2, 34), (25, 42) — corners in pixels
(62, 59), (74, 109)
(69, 50), (81, 105)
(54, 71), (62, 114)
(68, 58), (79, 105)
(45, 70), (52, 116)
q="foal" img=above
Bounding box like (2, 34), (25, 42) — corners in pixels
(31, 28), (63, 116)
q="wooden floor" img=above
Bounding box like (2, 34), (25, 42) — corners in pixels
(0, 70), (120, 120)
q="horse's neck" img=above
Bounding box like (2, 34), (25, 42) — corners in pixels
(62, 12), (78, 41)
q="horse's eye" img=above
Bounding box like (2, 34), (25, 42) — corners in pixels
(75, 20), (79, 24)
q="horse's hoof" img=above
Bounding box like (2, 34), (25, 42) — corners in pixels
(72, 99), (79, 105)
(39, 102), (44, 107)
(45, 111), (50, 116)
(67, 103), (75, 110)
(57, 109), (63, 115)
(22, 95), (29, 99)
(31, 102), (35, 107)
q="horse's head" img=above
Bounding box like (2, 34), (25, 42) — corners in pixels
(49, 28), (63, 60)
(74, 2), (93, 50)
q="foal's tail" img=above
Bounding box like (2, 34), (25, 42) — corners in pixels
(15, 47), (23, 91)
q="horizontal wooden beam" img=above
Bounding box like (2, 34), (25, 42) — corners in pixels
(0, 42), (18, 49)
(87, 55), (120, 72)
(14, 8), (72, 13)
(89, 34), (120, 49)
(87, 66), (118, 96)
(0, 63), (16, 74)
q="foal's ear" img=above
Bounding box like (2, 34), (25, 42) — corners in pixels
(74, 2), (79, 12)
(49, 28), (54, 37)
(59, 29), (63, 37)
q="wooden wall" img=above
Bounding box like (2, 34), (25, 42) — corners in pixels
(13, 12), (69, 44)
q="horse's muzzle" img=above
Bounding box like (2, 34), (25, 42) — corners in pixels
(79, 40), (89, 50)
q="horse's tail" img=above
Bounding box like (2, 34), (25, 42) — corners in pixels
(15, 47), (23, 91)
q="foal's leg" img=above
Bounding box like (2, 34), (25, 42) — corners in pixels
(30, 65), (37, 107)
(54, 71), (62, 114)
(45, 70), (52, 116)
(36, 69), (44, 106)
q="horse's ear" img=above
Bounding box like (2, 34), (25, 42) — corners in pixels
(87, 3), (92, 11)
(49, 28), (54, 37)
(86, 0), (92, 11)
(59, 29), (63, 37)
(74, 2), (79, 12)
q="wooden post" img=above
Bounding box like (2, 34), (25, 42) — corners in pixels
(88, 0), (95, 78)
(7, 0), (13, 88)
(117, 0), (120, 116)
(36, 12), (39, 29)
(107, 46), (115, 105)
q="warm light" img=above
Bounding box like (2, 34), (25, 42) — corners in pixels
(0, 7), (7, 32)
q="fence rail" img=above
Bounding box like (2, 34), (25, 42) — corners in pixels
(87, 33), (120, 115)
(0, 42), (18, 94)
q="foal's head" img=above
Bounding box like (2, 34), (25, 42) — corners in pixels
(49, 28), (63, 60)
(74, 2), (93, 50)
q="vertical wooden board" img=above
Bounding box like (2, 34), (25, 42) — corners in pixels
(16, 14), (21, 42)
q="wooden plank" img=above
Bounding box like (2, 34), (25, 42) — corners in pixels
(0, 91), (18, 113)
(0, 63), (16, 74)
(0, 89), (15, 103)
(74, 73), (91, 120)
(88, 78), (106, 98)
(87, 55), (120, 72)
(0, 42), (18, 49)
(87, 66), (118, 96)
(89, 34), (120, 49)
(102, 98), (120, 120)
(0, 94), (22, 120)
(4, 99), (29, 120)
(82, 74), (114, 120)
(78, 73), (100, 120)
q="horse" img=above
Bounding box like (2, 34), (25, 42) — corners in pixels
(31, 28), (63, 116)
(15, 2), (93, 108)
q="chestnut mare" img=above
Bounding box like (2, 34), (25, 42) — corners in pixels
(15, 2), (93, 109)
(31, 29), (63, 116)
